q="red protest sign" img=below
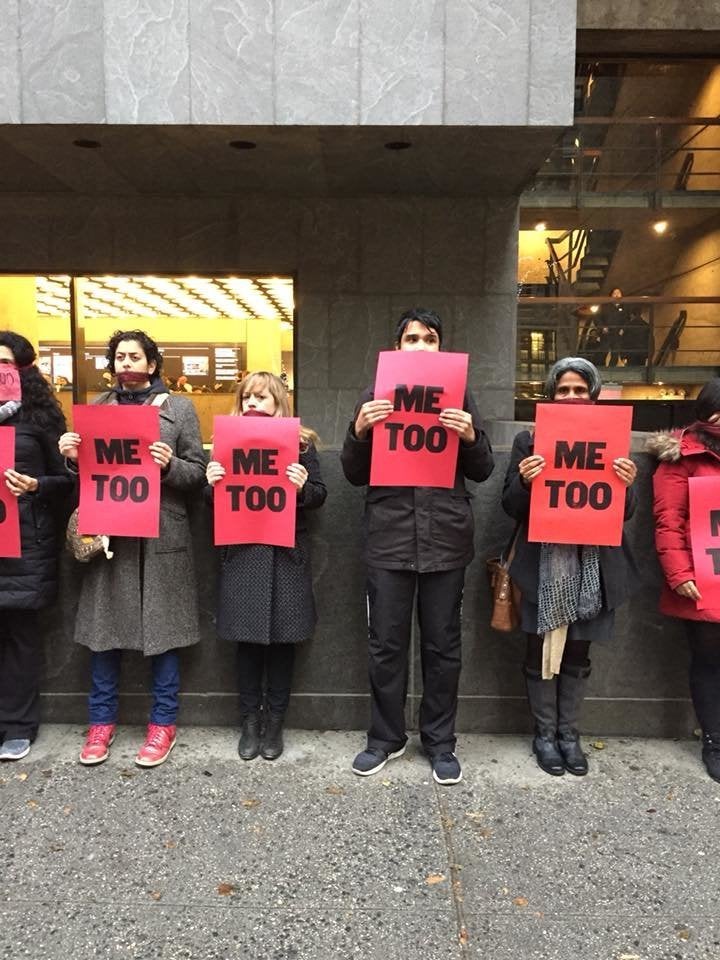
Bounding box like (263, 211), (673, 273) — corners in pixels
(689, 476), (720, 610)
(213, 415), (300, 548)
(0, 428), (21, 557)
(528, 403), (632, 546)
(73, 405), (161, 538)
(369, 351), (468, 488)
(0, 365), (21, 403)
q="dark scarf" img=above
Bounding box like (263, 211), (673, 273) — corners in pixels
(113, 378), (167, 405)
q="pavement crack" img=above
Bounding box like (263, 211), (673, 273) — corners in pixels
(433, 783), (470, 955)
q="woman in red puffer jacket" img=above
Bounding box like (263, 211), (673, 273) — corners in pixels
(649, 377), (720, 783)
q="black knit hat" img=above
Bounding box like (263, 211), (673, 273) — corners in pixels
(696, 378), (720, 422)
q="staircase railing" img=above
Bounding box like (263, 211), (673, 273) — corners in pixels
(545, 229), (588, 292)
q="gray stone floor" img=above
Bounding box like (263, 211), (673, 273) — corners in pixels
(1, 727), (719, 960)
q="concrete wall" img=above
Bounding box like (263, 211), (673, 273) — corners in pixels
(578, 0), (720, 31)
(0, 0), (575, 127)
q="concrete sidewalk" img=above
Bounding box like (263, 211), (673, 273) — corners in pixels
(1, 727), (719, 960)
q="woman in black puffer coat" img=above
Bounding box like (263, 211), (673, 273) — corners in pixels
(0, 331), (72, 762)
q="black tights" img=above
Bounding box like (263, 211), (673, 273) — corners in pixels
(685, 621), (720, 735)
(237, 643), (296, 717)
(524, 633), (591, 675)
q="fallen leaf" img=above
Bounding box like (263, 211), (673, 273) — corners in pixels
(646, 808), (657, 814)
(164, 839), (177, 849)
(119, 769), (135, 779)
(676, 927), (691, 941)
(590, 740), (606, 750)
(325, 785), (345, 796)
(425, 873), (446, 885)
(465, 811), (485, 823)
(617, 954), (641, 960)
(49, 844), (64, 852)
(458, 928), (469, 946)
(149, 891), (162, 901)
(217, 882), (236, 896)
(241, 798), (260, 808)
(26, 799), (39, 809)
(14, 772), (28, 782)
(381, 779), (391, 787)
(512, 896), (529, 907)
(477, 828), (493, 840)
(441, 815), (455, 830)
(62, 805), (72, 816)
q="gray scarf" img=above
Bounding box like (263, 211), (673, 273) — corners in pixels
(536, 542), (602, 635)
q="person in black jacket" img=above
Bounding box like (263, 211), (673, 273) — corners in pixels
(0, 331), (73, 762)
(341, 308), (494, 785)
(502, 357), (637, 777)
(206, 371), (327, 761)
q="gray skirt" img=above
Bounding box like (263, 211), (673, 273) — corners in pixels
(216, 535), (317, 646)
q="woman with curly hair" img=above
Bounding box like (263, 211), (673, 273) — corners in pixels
(0, 331), (72, 762)
(59, 330), (206, 768)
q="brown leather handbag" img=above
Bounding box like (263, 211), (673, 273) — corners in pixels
(486, 527), (521, 632)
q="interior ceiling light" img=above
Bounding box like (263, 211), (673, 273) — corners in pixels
(72, 138), (102, 149)
(228, 140), (257, 150)
(590, 305), (599, 313)
(384, 141), (412, 151)
(652, 220), (669, 235)
(534, 222), (547, 232)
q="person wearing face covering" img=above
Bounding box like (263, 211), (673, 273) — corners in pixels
(58, 330), (205, 769)
(0, 332), (73, 762)
(206, 372), (326, 762)
(649, 378), (720, 783)
(502, 357), (638, 777)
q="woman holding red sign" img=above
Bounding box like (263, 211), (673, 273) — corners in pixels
(502, 357), (637, 777)
(650, 378), (720, 783)
(206, 372), (326, 761)
(0, 332), (73, 762)
(58, 330), (206, 769)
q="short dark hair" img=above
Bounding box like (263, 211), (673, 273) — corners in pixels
(394, 308), (443, 347)
(106, 330), (163, 378)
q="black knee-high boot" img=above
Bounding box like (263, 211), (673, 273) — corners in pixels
(689, 656), (720, 782)
(524, 668), (564, 776)
(557, 664), (590, 776)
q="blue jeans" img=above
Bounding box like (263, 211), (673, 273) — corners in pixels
(88, 649), (180, 725)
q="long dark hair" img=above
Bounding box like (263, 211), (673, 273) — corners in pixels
(0, 331), (66, 435)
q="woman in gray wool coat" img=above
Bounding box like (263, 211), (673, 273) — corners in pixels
(59, 330), (206, 769)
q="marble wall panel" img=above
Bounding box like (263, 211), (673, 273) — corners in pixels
(104, 0), (190, 123)
(483, 197), (519, 294)
(359, 199), (423, 293)
(175, 197), (236, 269)
(328, 295), (392, 394)
(445, 0), (531, 125)
(189, 0), (274, 123)
(422, 199), (487, 294)
(295, 294), (331, 391)
(275, 0), (360, 124)
(360, 0), (444, 125)
(0, 0), (21, 122)
(19, 0), (105, 123)
(529, 0), (576, 126)
(297, 200), (361, 294)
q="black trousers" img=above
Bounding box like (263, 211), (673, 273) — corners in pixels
(685, 620), (720, 735)
(366, 566), (465, 756)
(0, 609), (41, 741)
(236, 642), (296, 717)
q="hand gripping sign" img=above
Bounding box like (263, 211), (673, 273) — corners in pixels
(689, 476), (720, 610)
(73, 405), (161, 538)
(370, 351), (469, 488)
(212, 415), (300, 548)
(529, 403), (632, 547)
(0, 428), (21, 558)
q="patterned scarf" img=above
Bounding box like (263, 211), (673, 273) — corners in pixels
(537, 543), (602, 634)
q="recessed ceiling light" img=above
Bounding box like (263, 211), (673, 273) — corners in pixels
(384, 141), (412, 151)
(228, 140), (257, 150)
(652, 220), (669, 235)
(534, 221), (547, 232)
(73, 139), (102, 149)
(590, 305), (599, 313)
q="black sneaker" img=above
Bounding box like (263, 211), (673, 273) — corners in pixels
(430, 751), (463, 785)
(352, 745), (406, 776)
(702, 733), (720, 783)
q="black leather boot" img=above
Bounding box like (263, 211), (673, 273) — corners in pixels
(261, 713), (285, 760)
(524, 669), (564, 776)
(557, 665), (591, 776)
(702, 733), (720, 783)
(238, 713), (261, 760)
